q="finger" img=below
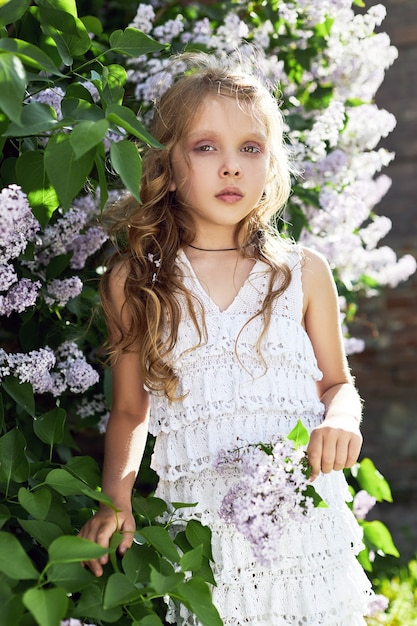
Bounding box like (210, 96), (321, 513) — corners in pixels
(333, 438), (349, 471)
(345, 434), (363, 468)
(307, 431), (324, 481)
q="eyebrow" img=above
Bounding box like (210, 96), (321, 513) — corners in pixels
(187, 129), (267, 142)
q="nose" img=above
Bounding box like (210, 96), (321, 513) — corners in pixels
(220, 156), (241, 178)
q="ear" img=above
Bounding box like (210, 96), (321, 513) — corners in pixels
(169, 179), (177, 192)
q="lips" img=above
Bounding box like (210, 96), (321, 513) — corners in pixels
(215, 187), (243, 203)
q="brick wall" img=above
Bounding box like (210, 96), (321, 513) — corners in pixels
(348, 0), (417, 553)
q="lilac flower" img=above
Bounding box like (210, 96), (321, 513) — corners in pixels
(153, 16), (185, 44)
(55, 341), (99, 394)
(37, 208), (88, 266)
(61, 620), (97, 626)
(69, 227), (108, 269)
(130, 4), (155, 34)
(31, 86), (65, 120)
(0, 184), (40, 262)
(353, 489), (377, 520)
(0, 278), (41, 316)
(366, 593), (389, 616)
(4, 347), (56, 393)
(45, 277), (83, 307)
(0, 264), (18, 292)
(218, 437), (316, 566)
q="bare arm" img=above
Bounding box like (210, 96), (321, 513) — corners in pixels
(301, 248), (363, 481)
(78, 264), (150, 576)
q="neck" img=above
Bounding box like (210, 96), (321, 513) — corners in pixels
(187, 243), (238, 252)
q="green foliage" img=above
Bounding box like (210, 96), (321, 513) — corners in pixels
(366, 560), (417, 626)
(0, 1), (168, 210)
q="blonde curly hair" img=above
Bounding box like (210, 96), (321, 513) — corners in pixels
(100, 52), (294, 401)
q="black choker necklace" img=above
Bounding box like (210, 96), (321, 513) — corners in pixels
(187, 243), (238, 252)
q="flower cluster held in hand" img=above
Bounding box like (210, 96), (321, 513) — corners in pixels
(217, 423), (323, 567)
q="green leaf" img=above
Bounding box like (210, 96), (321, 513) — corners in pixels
(134, 616), (164, 626)
(0, 503), (10, 530)
(66, 455), (101, 488)
(33, 407), (66, 446)
(122, 543), (158, 584)
(47, 561), (94, 592)
(18, 486), (52, 520)
(38, 6), (91, 65)
(103, 572), (140, 609)
(94, 152), (108, 210)
(355, 458), (393, 502)
(4, 101), (59, 137)
(132, 495), (168, 521)
(185, 520), (213, 561)
(0, 392), (3, 432)
(36, 0), (78, 17)
(286, 419), (309, 447)
(109, 28), (167, 57)
(0, 38), (63, 74)
(44, 133), (95, 209)
(16, 150), (60, 227)
(61, 96), (104, 122)
(45, 253), (71, 279)
(362, 520), (400, 558)
(180, 544), (203, 573)
(303, 484), (328, 508)
(149, 566), (183, 595)
(0, 428), (30, 484)
(0, 531), (39, 580)
(139, 526), (180, 563)
(106, 103), (163, 147)
(0, 0), (31, 28)
(0, 52), (26, 124)
(18, 518), (63, 548)
(2, 376), (35, 416)
(23, 587), (68, 626)
(174, 577), (223, 626)
(70, 119), (109, 158)
(48, 535), (109, 564)
(45, 468), (114, 506)
(73, 584), (123, 622)
(110, 140), (142, 202)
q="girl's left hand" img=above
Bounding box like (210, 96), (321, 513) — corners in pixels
(307, 416), (363, 482)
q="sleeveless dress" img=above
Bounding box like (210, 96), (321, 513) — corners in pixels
(149, 247), (373, 626)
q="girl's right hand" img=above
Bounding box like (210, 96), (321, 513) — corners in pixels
(78, 505), (136, 577)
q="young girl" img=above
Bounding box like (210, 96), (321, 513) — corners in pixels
(79, 52), (373, 624)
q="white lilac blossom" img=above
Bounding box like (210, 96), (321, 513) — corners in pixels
(0, 278), (41, 316)
(0, 184), (40, 262)
(2, 347), (56, 393)
(153, 16), (185, 44)
(217, 438), (316, 566)
(36, 208), (88, 266)
(130, 3), (155, 34)
(353, 489), (377, 521)
(45, 276), (83, 307)
(77, 394), (110, 433)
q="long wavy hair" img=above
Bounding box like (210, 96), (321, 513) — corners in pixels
(100, 52), (294, 401)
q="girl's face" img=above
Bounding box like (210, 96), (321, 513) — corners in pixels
(169, 95), (270, 238)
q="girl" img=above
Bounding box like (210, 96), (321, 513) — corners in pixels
(79, 52), (373, 624)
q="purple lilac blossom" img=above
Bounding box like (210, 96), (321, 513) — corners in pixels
(37, 208), (88, 266)
(0, 264), (18, 291)
(366, 593), (389, 616)
(0, 185), (40, 262)
(31, 86), (65, 120)
(0, 278), (41, 316)
(61, 620), (97, 626)
(45, 277), (83, 307)
(218, 438), (315, 566)
(69, 227), (108, 269)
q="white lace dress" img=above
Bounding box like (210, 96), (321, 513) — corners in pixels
(149, 248), (373, 626)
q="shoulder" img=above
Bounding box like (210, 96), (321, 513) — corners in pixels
(103, 259), (131, 313)
(299, 246), (338, 313)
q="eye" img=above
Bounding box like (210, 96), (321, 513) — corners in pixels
(241, 144), (262, 154)
(195, 144), (215, 152)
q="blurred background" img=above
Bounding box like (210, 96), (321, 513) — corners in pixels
(349, 0), (417, 563)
